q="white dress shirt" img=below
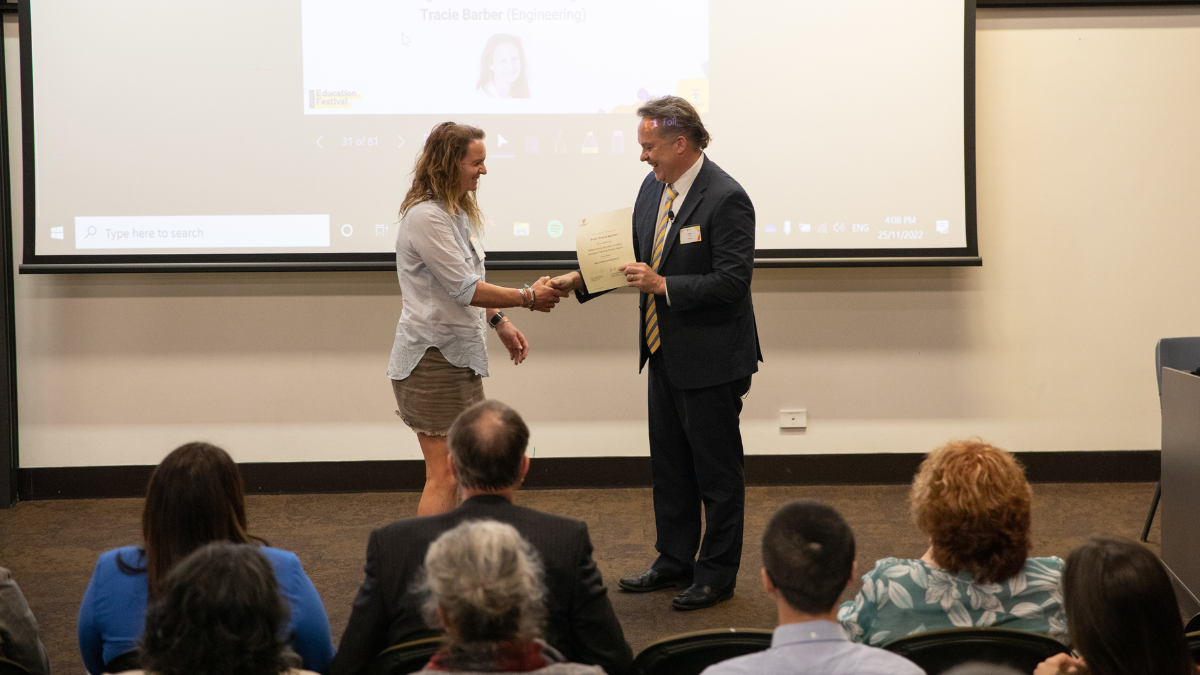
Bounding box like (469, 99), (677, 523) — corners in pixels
(655, 153), (704, 305)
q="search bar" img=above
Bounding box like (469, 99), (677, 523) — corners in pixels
(74, 215), (331, 249)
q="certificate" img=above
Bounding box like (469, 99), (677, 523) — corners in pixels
(576, 207), (635, 293)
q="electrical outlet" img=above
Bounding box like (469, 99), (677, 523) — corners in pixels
(779, 409), (807, 429)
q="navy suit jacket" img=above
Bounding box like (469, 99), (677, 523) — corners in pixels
(578, 157), (762, 389)
(330, 495), (633, 675)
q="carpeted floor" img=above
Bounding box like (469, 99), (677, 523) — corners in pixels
(0, 483), (1163, 675)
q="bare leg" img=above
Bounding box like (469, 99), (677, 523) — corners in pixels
(416, 432), (458, 516)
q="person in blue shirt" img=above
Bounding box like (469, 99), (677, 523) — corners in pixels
(77, 442), (334, 675)
(701, 500), (923, 675)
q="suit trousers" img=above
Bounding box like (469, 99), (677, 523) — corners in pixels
(647, 350), (751, 590)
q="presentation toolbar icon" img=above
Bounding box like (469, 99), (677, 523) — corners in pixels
(765, 224), (776, 233)
(784, 221), (791, 234)
(525, 137), (538, 154)
(818, 224), (828, 234)
(554, 132), (568, 154)
(582, 132), (598, 154)
(50, 226), (64, 240)
(513, 222), (530, 236)
(497, 135), (509, 149)
(547, 220), (564, 238)
(936, 220), (949, 234)
(375, 224), (388, 236)
(800, 223), (811, 233)
(341, 224), (353, 237)
(612, 131), (625, 153)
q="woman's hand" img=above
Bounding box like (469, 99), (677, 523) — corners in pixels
(495, 320), (529, 364)
(530, 276), (567, 312)
(1035, 653), (1087, 675)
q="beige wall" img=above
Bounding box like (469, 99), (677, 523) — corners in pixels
(9, 8), (1200, 468)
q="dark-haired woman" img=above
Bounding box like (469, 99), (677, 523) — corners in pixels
(389, 121), (563, 516)
(78, 442), (334, 675)
(1034, 537), (1196, 675)
(136, 541), (317, 675)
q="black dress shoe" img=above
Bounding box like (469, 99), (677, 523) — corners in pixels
(671, 584), (734, 611)
(618, 568), (692, 593)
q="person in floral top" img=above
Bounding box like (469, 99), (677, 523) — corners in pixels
(838, 439), (1067, 646)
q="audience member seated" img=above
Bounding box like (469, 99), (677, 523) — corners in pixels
(131, 541), (319, 675)
(0, 566), (50, 675)
(332, 400), (632, 675)
(411, 520), (604, 675)
(945, 665), (1022, 675)
(78, 442), (334, 675)
(700, 500), (923, 675)
(838, 439), (1066, 645)
(1034, 537), (1196, 675)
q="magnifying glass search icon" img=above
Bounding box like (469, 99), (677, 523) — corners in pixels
(84, 226), (96, 239)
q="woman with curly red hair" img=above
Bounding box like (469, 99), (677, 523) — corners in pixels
(837, 439), (1066, 646)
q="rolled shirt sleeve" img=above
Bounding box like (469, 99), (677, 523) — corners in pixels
(407, 208), (482, 307)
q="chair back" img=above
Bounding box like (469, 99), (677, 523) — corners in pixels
(883, 627), (1068, 675)
(103, 649), (141, 674)
(0, 658), (31, 675)
(634, 628), (773, 675)
(1186, 613), (1200, 634)
(1187, 630), (1200, 662)
(366, 635), (444, 675)
(1156, 337), (1200, 397)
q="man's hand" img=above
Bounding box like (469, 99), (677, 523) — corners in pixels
(547, 271), (583, 293)
(620, 263), (666, 295)
(1034, 653), (1087, 675)
(495, 321), (529, 365)
(530, 276), (568, 312)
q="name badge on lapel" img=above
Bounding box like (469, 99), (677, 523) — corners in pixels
(469, 235), (486, 260)
(680, 226), (701, 244)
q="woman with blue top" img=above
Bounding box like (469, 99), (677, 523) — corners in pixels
(838, 439), (1066, 646)
(390, 122), (564, 517)
(77, 442), (334, 675)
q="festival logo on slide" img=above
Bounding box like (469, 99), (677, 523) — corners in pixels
(299, 0), (709, 115)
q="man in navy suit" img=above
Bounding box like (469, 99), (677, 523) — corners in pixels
(551, 96), (761, 610)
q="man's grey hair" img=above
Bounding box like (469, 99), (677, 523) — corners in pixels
(420, 520), (546, 643)
(448, 400), (529, 491)
(637, 95), (710, 150)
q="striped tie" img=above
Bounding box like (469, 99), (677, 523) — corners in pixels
(644, 185), (678, 354)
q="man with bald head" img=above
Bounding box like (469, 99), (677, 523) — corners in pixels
(332, 400), (633, 675)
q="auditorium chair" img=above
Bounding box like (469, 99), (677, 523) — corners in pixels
(1186, 612), (1200, 634)
(0, 658), (30, 675)
(103, 649), (140, 674)
(1141, 337), (1200, 542)
(1188, 630), (1200, 661)
(366, 633), (444, 675)
(633, 627), (773, 675)
(882, 627), (1068, 675)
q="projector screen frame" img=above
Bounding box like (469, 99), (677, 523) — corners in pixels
(16, 0), (981, 274)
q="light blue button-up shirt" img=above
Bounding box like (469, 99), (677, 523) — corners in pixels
(387, 200), (488, 379)
(700, 621), (925, 675)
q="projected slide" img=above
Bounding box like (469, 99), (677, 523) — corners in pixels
(301, 0), (710, 115)
(24, 0), (971, 266)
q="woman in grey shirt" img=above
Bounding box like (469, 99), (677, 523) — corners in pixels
(391, 122), (563, 516)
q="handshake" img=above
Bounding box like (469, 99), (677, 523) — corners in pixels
(522, 264), (664, 312)
(521, 272), (585, 313)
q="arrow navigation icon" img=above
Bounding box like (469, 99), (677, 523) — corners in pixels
(316, 136), (323, 148)
(398, 135), (405, 149)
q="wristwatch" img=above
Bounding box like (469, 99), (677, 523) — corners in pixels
(489, 311), (507, 329)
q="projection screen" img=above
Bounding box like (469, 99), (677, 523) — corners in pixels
(18, 0), (977, 272)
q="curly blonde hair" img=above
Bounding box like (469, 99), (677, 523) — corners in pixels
(911, 439), (1033, 584)
(400, 122), (486, 230)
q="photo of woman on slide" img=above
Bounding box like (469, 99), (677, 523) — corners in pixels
(476, 33), (530, 99)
